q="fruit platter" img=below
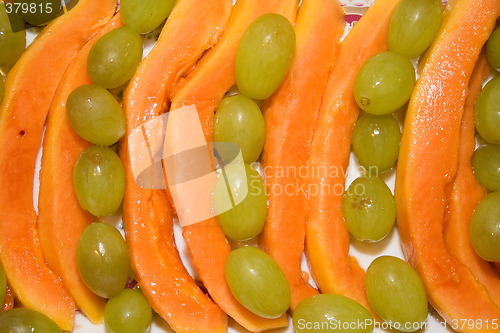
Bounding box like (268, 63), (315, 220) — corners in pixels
(0, 0), (499, 332)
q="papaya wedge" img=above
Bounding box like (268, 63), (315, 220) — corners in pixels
(259, 0), (345, 310)
(169, 1), (299, 331)
(2, 286), (14, 311)
(305, 0), (400, 315)
(395, 0), (500, 330)
(38, 14), (124, 324)
(443, 52), (500, 309)
(120, 0), (231, 331)
(0, 0), (116, 329)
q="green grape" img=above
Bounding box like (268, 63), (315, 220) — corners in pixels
(470, 192), (500, 262)
(66, 85), (126, 146)
(19, 0), (60, 26)
(486, 27), (500, 71)
(471, 144), (500, 191)
(73, 146), (125, 217)
(213, 94), (265, 163)
(235, 13), (295, 100)
(474, 77), (500, 144)
(214, 163), (267, 241)
(87, 27), (143, 89)
(354, 51), (415, 115)
(0, 264), (5, 307)
(343, 177), (396, 242)
(0, 308), (61, 333)
(225, 246), (290, 318)
(76, 222), (130, 298)
(121, 0), (175, 34)
(105, 288), (152, 333)
(365, 256), (428, 332)
(293, 294), (374, 333)
(352, 113), (401, 172)
(0, 3), (26, 72)
(388, 0), (442, 59)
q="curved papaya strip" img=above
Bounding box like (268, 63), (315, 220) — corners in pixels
(305, 0), (400, 315)
(0, 0), (117, 329)
(120, 0), (231, 331)
(2, 286), (14, 311)
(259, 0), (345, 310)
(169, 0), (298, 330)
(443, 52), (500, 309)
(395, 0), (500, 330)
(38, 14), (124, 324)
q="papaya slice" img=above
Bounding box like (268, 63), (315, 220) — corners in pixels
(443, 52), (500, 309)
(305, 0), (400, 315)
(0, 0), (117, 329)
(169, 0), (299, 331)
(38, 14), (124, 324)
(395, 0), (500, 330)
(259, 0), (345, 310)
(2, 286), (14, 311)
(120, 0), (231, 331)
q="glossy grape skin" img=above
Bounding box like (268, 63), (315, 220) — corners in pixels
(87, 27), (143, 89)
(214, 163), (267, 240)
(235, 13), (295, 100)
(470, 192), (500, 262)
(225, 246), (290, 318)
(354, 51), (415, 115)
(76, 222), (130, 298)
(365, 256), (428, 332)
(0, 264), (5, 307)
(66, 84), (126, 146)
(293, 294), (374, 333)
(474, 77), (500, 144)
(19, 0), (60, 26)
(352, 113), (401, 173)
(343, 177), (396, 242)
(471, 144), (500, 191)
(104, 288), (152, 333)
(388, 0), (442, 59)
(73, 146), (126, 217)
(487, 27), (500, 71)
(213, 94), (265, 163)
(121, 0), (175, 34)
(0, 3), (25, 73)
(0, 308), (61, 333)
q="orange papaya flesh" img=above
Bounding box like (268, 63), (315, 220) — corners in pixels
(305, 0), (400, 317)
(169, 0), (300, 331)
(120, 0), (232, 331)
(259, 0), (345, 311)
(2, 285), (14, 311)
(395, 0), (500, 330)
(37, 14), (125, 324)
(0, 0), (117, 329)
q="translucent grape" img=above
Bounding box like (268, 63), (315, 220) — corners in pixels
(343, 177), (396, 242)
(105, 288), (152, 333)
(470, 192), (500, 262)
(388, 0), (442, 59)
(87, 27), (143, 89)
(365, 256), (428, 332)
(73, 146), (125, 217)
(213, 94), (265, 163)
(121, 0), (175, 34)
(225, 246), (290, 318)
(235, 13), (295, 100)
(354, 51), (415, 115)
(0, 3), (25, 73)
(66, 84), (126, 146)
(471, 144), (500, 192)
(486, 27), (500, 71)
(19, 0), (60, 26)
(76, 222), (130, 298)
(0, 308), (61, 333)
(352, 113), (401, 172)
(293, 294), (374, 333)
(214, 163), (267, 241)
(474, 77), (500, 144)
